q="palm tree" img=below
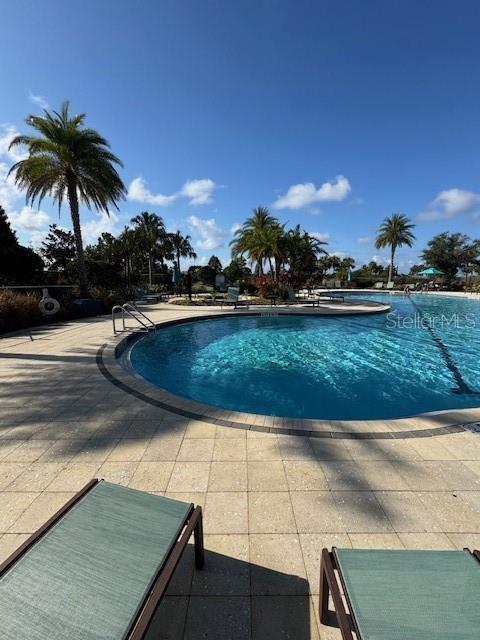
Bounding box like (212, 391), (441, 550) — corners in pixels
(118, 226), (141, 286)
(282, 225), (328, 285)
(8, 102), (126, 297)
(131, 211), (166, 285)
(375, 213), (416, 282)
(230, 206), (279, 276)
(169, 230), (197, 271)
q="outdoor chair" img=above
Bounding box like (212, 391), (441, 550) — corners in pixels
(373, 282), (384, 289)
(385, 281), (394, 290)
(131, 286), (161, 304)
(320, 547), (480, 640)
(221, 286), (244, 309)
(0, 479), (204, 640)
(286, 285), (343, 305)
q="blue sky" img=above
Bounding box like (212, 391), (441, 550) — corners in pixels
(1, 0), (480, 271)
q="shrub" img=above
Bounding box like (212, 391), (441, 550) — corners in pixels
(256, 275), (289, 300)
(192, 282), (214, 294)
(89, 287), (133, 311)
(0, 290), (43, 334)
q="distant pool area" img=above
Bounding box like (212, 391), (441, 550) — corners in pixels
(123, 293), (480, 420)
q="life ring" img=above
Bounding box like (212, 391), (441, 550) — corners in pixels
(39, 288), (60, 316)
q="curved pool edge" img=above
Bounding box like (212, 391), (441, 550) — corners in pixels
(97, 307), (480, 439)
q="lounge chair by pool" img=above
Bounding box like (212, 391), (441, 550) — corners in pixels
(131, 286), (161, 303)
(221, 286), (249, 309)
(286, 285), (343, 305)
(320, 547), (480, 639)
(0, 479), (204, 640)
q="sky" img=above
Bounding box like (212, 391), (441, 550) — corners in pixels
(1, 0), (480, 272)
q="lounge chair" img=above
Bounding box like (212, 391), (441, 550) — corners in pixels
(320, 547), (480, 639)
(221, 286), (247, 309)
(131, 286), (161, 304)
(385, 281), (394, 290)
(286, 285), (343, 305)
(373, 281), (384, 289)
(0, 479), (204, 640)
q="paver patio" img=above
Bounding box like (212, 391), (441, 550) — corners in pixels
(1, 304), (480, 639)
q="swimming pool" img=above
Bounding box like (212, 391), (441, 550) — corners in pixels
(125, 293), (480, 420)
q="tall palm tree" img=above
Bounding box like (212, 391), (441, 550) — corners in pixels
(230, 206), (279, 276)
(375, 213), (416, 282)
(8, 102), (126, 297)
(131, 211), (166, 285)
(169, 230), (197, 271)
(118, 226), (140, 285)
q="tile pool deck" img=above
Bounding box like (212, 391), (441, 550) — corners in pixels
(1, 302), (480, 639)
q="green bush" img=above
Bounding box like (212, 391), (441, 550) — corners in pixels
(192, 282), (214, 294)
(0, 290), (43, 333)
(89, 287), (133, 311)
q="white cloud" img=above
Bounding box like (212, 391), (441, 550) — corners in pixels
(372, 255), (389, 265)
(357, 236), (373, 244)
(127, 176), (217, 207)
(28, 230), (48, 248)
(8, 205), (50, 231)
(331, 251), (348, 259)
(273, 175), (351, 210)
(180, 179), (215, 205)
(0, 127), (27, 221)
(230, 222), (242, 234)
(81, 210), (120, 245)
(28, 91), (49, 110)
(309, 231), (330, 242)
(418, 188), (480, 221)
(127, 177), (178, 207)
(187, 215), (227, 250)
(0, 125), (27, 163)
(0, 161), (22, 209)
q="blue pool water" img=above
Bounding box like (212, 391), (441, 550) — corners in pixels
(127, 293), (480, 420)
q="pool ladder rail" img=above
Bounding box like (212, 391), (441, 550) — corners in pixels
(112, 303), (157, 334)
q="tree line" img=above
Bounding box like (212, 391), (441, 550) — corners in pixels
(2, 101), (480, 295)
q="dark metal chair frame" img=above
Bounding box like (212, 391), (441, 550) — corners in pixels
(0, 479), (204, 640)
(319, 546), (480, 640)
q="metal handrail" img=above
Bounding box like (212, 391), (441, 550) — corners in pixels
(122, 303), (156, 331)
(112, 303), (156, 334)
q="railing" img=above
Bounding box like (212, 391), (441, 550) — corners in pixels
(112, 303), (157, 334)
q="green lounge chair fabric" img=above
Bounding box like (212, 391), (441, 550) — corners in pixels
(0, 481), (191, 640)
(335, 548), (480, 640)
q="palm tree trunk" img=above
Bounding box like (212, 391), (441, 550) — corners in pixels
(268, 257), (274, 279)
(389, 246), (395, 283)
(148, 253), (152, 286)
(67, 178), (89, 297)
(177, 251), (181, 272)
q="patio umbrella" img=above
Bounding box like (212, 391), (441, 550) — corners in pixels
(172, 264), (181, 285)
(417, 266), (444, 276)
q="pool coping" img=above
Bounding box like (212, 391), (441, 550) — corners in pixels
(98, 306), (480, 440)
